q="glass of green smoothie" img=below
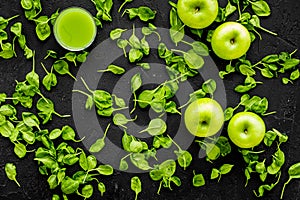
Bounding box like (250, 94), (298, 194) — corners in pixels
(53, 7), (97, 51)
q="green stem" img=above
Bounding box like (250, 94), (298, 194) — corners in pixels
(32, 51), (36, 72)
(7, 15), (19, 22)
(41, 62), (49, 74)
(167, 134), (182, 151)
(154, 31), (161, 41)
(253, 61), (262, 68)
(80, 77), (94, 94)
(290, 49), (298, 57)
(257, 26), (277, 36)
(280, 177), (292, 199)
(72, 90), (91, 97)
(262, 111), (277, 116)
(67, 72), (77, 81)
(130, 92), (137, 114)
(118, 1), (127, 13)
(157, 180), (163, 195)
(53, 111), (71, 118)
(103, 123), (111, 138)
(97, 69), (109, 73)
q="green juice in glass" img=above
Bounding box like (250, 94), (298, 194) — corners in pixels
(54, 7), (97, 51)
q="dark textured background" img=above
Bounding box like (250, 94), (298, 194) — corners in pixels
(0, 0), (299, 199)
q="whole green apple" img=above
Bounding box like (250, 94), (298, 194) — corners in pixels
(228, 112), (266, 148)
(184, 98), (224, 137)
(211, 22), (251, 60)
(177, 0), (219, 29)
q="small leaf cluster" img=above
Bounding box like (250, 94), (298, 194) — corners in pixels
(90, 0), (113, 27)
(122, 6), (156, 22)
(197, 136), (232, 162)
(0, 15), (33, 60)
(110, 25), (151, 63)
(20, 0), (59, 41)
(224, 93), (275, 121)
(241, 128), (288, 197)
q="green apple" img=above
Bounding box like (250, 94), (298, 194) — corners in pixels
(177, 0), (219, 29)
(227, 112), (266, 148)
(184, 98), (224, 137)
(211, 22), (251, 60)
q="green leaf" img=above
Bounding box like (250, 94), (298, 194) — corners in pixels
(184, 50), (204, 69)
(131, 73), (142, 93)
(250, 0), (271, 17)
(131, 176), (142, 200)
(210, 168), (219, 180)
(193, 173), (205, 187)
(61, 176), (79, 195)
(5, 163), (20, 187)
(219, 164), (234, 174)
(140, 118), (167, 136)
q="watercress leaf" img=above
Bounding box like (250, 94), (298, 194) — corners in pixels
(193, 173), (205, 187)
(119, 159), (129, 171)
(61, 176), (79, 194)
(141, 36), (150, 55)
(87, 155), (97, 170)
(216, 136), (231, 157)
(22, 112), (40, 131)
(184, 50), (204, 69)
(47, 174), (58, 189)
(10, 22), (22, 37)
(131, 73), (142, 93)
(137, 6), (156, 21)
(202, 79), (216, 94)
(106, 64), (126, 74)
(176, 150), (192, 170)
(36, 22), (51, 41)
(43, 73), (57, 91)
(219, 164), (234, 175)
(14, 142), (27, 158)
(225, 0), (237, 17)
(76, 51), (89, 63)
(89, 137), (105, 153)
(131, 176), (142, 200)
(264, 130), (277, 147)
(137, 63), (151, 70)
(251, 0), (271, 17)
(290, 69), (300, 81)
(206, 143), (220, 161)
(170, 25), (184, 45)
(260, 68), (274, 78)
(262, 54), (279, 63)
(224, 107), (234, 121)
(239, 64), (256, 76)
(113, 95), (126, 108)
(53, 60), (76, 79)
(98, 182), (106, 196)
(21, 0), (33, 10)
(210, 168), (219, 179)
(281, 58), (300, 70)
(288, 162), (300, 179)
(110, 28), (127, 40)
(164, 101), (181, 114)
(129, 48), (143, 63)
(141, 118), (167, 136)
(79, 151), (88, 171)
(96, 164), (114, 175)
(61, 125), (76, 141)
(5, 163), (20, 187)
(81, 184), (93, 199)
(130, 153), (152, 170)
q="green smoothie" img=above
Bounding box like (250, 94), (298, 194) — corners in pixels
(54, 7), (97, 51)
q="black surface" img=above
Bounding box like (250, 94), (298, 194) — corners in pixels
(0, 0), (300, 200)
